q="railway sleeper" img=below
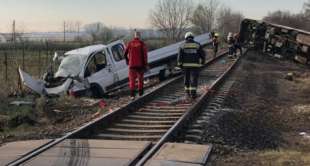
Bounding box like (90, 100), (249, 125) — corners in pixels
(143, 106), (188, 110)
(137, 110), (186, 114)
(132, 112), (184, 117)
(184, 135), (203, 142)
(102, 128), (167, 135)
(120, 119), (176, 125)
(126, 115), (181, 121)
(112, 124), (172, 130)
(93, 134), (161, 141)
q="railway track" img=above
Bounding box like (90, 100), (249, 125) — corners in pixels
(183, 79), (236, 144)
(8, 50), (242, 166)
(81, 53), (236, 142)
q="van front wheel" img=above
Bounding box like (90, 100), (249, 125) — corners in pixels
(90, 84), (105, 98)
(159, 69), (166, 81)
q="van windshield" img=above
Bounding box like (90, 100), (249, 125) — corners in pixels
(55, 54), (82, 77)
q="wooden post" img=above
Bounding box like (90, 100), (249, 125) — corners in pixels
(38, 49), (41, 76)
(4, 52), (8, 82)
(46, 41), (49, 67)
(17, 67), (23, 96)
(22, 42), (25, 70)
(63, 21), (66, 43)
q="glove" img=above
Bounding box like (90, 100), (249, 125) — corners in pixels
(144, 65), (150, 72)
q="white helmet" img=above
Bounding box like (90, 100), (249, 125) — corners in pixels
(185, 32), (194, 39)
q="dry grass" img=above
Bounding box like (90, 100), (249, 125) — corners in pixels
(0, 50), (53, 97)
(210, 51), (310, 166)
(215, 149), (310, 166)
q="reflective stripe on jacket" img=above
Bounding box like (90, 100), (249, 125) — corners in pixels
(177, 39), (206, 68)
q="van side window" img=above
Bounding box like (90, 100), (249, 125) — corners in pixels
(112, 44), (125, 62)
(85, 53), (107, 77)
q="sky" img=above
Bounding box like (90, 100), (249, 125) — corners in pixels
(0, 0), (307, 32)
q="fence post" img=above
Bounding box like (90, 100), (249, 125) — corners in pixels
(46, 41), (49, 67)
(38, 49), (41, 76)
(17, 67), (23, 96)
(4, 51), (8, 82)
(22, 42), (25, 70)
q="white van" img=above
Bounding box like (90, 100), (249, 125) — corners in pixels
(19, 33), (211, 97)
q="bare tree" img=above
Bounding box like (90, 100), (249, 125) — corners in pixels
(305, 0), (310, 30)
(191, 5), (208, 34)
(263, 10), (309, 31)
(191, 0), (219, 34)
(13, 21), (27, 43)
(84, 22), (114, 43)
(217, 7), (244, 38)
(304, 0), (310, 16)
(84, 22), (105, 42)
(76, 21), (82, 41)
(100, 26), (114, 43)
(63, 21), (66, 42)
(149, 0), (193, 41)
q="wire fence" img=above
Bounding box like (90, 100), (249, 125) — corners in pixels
(0, 41), (89, 94)
(0, 38), (216, 95)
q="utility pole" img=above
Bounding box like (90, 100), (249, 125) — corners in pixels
(12, 20), (16, 43)
(63, 21), (66, 42)
(77, 22), (80, 40)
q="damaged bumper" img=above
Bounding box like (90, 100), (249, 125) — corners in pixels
(19, 68), (83, 96)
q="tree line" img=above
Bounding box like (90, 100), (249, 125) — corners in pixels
(7, 0), (309, 46)
(76, 0), (245, 43)
(263, 0), (310, 31)
(149, 0), (244, 42)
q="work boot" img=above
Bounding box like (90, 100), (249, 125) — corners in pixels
(130, 90), (136, 100)
(139, 89), (144, 96)
(185, 92), (191, 101)
(191, 92), (197, 100)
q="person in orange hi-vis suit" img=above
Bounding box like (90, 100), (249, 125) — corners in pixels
(124, 31), (148, 100)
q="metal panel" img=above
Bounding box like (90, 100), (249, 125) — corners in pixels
(146, 143), (212, 166)
(0, 140), (52, 166)
(148, 33), (211, 63)
(21, 140), (151, 166)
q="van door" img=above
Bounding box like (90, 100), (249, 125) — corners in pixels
(84, 50), (114, 91)
(109, 41), (128, 84)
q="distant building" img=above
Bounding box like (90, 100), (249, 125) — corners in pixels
(0, 34), (8, 43)
(21, 32), (92, 42)
(141, 29), (165, 39)
(0, 29), (164, 43)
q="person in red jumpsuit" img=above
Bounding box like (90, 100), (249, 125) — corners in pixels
(124, 31), (148, 100)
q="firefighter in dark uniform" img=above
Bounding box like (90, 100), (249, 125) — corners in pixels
(178, 32), (206, 99)
(212, 33), (220, 58)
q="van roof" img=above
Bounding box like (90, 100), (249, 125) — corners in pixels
(65, 44), (107, 56)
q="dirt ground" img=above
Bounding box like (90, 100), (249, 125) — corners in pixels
(207, 50), (310, 166)
(0, 78), (162, 145)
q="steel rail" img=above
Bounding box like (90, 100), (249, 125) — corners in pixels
(135, 51), (243, 166)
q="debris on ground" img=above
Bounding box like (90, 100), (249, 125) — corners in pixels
(91, 111), (101, 119)
(284, 72), (294, 81)
(9, 101), (34, 107)
(300, 132), (310, 139)
(207, 51), (310, 166)
(0, 77), (165, 144)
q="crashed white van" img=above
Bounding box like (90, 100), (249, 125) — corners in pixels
(19, 33), (211, 97)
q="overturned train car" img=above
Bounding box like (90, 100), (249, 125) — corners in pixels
(240, 19), (310, 64)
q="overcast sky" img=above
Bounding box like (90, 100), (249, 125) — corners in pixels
(0, 0), (306, 32)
